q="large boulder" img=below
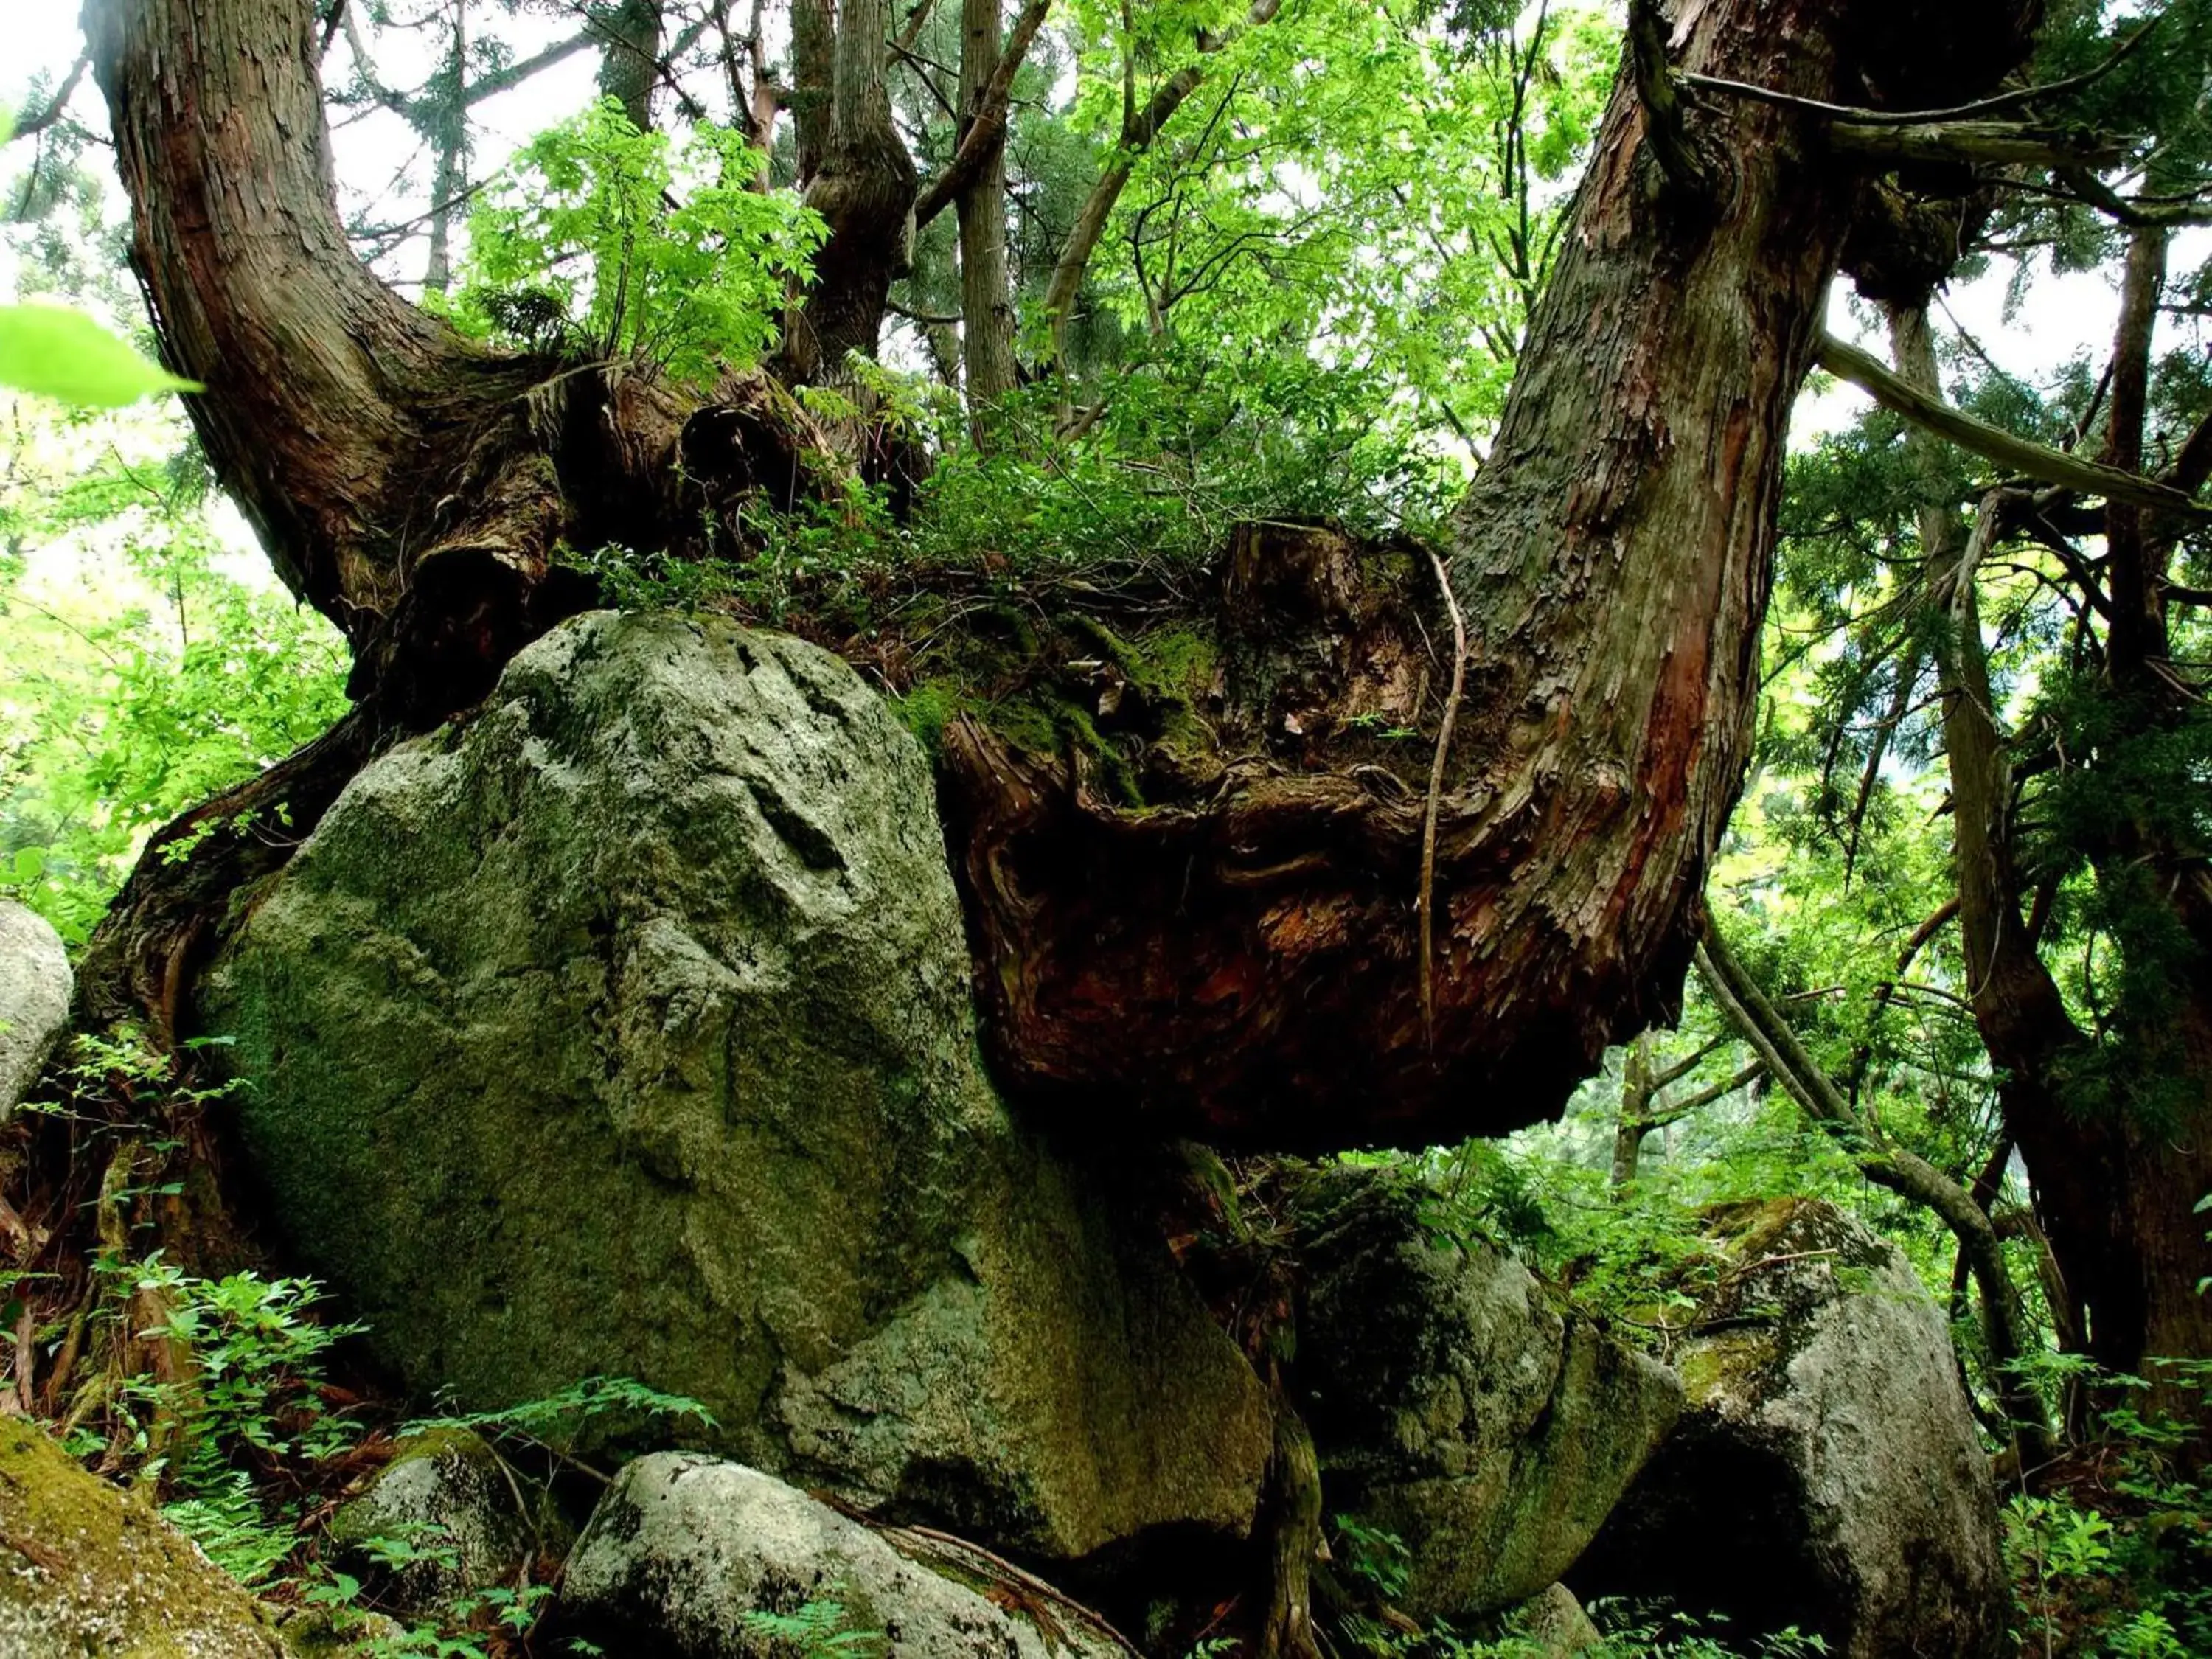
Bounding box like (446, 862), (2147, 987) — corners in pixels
(563, 1453), (1136, 1659)
(1569, 1197), (2008, 1658)
(0, 900), (70, 1119)
(1287, 1168), (1683, 1621)
(0, 1415), (293, 1657)
(199, 612), (1270, 1565)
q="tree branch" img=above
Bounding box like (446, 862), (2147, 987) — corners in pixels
(1828, 119), (2128, 171)
(1641, 1060), (1765, 1130)
(1040, 0), (1282, 366)
(1696, 923), (2054, 1463)
(1679, 10), (2166, 128)
(7, 53), (91, 141)
(1818, 333), (2208, 518)
(1627, 0), (1707, 195)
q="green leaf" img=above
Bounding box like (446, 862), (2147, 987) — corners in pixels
(0, 303), (201, 406)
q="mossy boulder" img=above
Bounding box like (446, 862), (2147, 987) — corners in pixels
(1287, 1168), (1683, 1621)
(199, 611), (1270, 1565)
(0, 1416), (294, 1657)
(327, 1428), (539, 1612)
(563, 1453), (1138, 1659)
(1568, 1197), (2007, 1658)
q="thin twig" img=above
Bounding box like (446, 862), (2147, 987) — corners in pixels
(1418, 546), (1470, 1045)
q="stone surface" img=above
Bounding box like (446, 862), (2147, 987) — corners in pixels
(201, 611), (1270, 1565)
(1288, 1167), (1683, 1621)
(328, 1428), (533, 1610)
(1510, 1583), (1601, 1655)
(0, 1415), (293, 1657)
(1570, 1197), (2008, 1659)
(563, 1453), (1135, 1659)
(0, 900), (70, 1119)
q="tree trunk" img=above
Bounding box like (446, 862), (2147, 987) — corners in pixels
(1612, 1034), (1655, 1188)
(1893, 288), (2212, 1413)
(594, 0), (664, 133)
(956, 0), (1018, 423)
(786, 0), (918, 380)
(947, 0), (2040, 1147)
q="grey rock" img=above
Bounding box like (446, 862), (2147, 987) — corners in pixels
(328, 1428), (534, 1610)
(563, 1453), (1135, 1659)
(1289, 1167), (1683, 1621)
(0, 900), (70, 1119)
(1570, 1198), (2008, 1659)
(201, 611), (1270, 1565)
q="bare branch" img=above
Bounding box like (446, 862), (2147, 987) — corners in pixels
(1818, 333), (2209, 519)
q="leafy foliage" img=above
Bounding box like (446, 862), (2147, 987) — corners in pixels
(439, 98), (825, 383)
(0, 300), (199, 406)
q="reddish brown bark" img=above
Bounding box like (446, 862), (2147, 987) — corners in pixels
(84, 0), (832, 721)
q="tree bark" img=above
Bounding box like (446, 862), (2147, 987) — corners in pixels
(85, 0), (834, 726)
(947, 0), (2042, 1147)
(1612, 1034), (1658, 1188)
(1891, 296), (2212, 1416)
(785, 0), (919, 379)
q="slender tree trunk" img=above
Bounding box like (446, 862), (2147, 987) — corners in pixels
(956, 0), (1018, 425)
(422, 1), (466, 296)
(1893, 293), (2212, 1420)
(1611, 1034), (1655, 1188)
(787, 0), (918, 379)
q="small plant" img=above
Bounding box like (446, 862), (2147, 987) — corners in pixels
(741, 1590), (885, 1659)
(1333, 1512), (1413, 1601)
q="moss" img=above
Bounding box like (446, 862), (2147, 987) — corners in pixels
(0, 1417), (298, 1656)
(891, 679), (962, 757)
(1678, 1329), (1781, 1407)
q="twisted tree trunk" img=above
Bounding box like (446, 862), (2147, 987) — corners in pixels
(79, 0), (2042, 1158)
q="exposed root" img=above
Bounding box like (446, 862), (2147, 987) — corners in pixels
(1416, 543), (1469, 1047)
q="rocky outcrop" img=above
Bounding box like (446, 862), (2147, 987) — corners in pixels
(563, 1453), (1137, 1659)
(1288, 1168), (1683, 1621)
(0, 900), (70, 1119)
(1570, 1197), (2008, 1659)
(200, 612), (1270, 1566)
(0, 1415), (294, 1657)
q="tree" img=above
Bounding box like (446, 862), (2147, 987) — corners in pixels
(1762, 0), (2212, 1413)
(69, 0), (2053, 1156)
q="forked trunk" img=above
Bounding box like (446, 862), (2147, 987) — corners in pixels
(80, 0), (2039, 1159)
